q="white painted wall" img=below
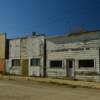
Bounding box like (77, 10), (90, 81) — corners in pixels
(8, 36), (45, 76)
(27, 36), (44, 76)
(6, 58), (22, 75)
(47, 39), (100, 79)
(9, 39), (20, 58)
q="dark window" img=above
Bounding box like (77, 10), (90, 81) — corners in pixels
(50, 60), (62, 68)
(71, 48), (84, 51)
(79, 60), (94, 68)
(86, 48), (90, 50)
(12, 59), (20, 66)
(68, 61), (73, 68)
(31, 58), (40, 66)
(51, 49), (69, 52)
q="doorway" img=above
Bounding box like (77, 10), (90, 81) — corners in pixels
(66, 59), (75, 78)
(21, 59), (28, 76)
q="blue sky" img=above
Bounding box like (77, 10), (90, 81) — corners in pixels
(0, 0), (100, 38)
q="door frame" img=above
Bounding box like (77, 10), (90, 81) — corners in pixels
(66, 59), (75, 78)
(21, 59), (29, 76)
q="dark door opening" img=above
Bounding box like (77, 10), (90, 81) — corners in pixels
(66, 59), (74, 78)
(21, 59), (28, 76)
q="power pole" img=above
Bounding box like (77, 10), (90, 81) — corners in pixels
(98, 32), (100, 82)
(43, 38), (47, 77)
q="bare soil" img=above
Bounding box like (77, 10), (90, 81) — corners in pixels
(0, 79), (100, 100)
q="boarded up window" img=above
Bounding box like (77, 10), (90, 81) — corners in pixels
(50, 60), (62, 68)
(31, 58), (40, 66)
(12, 59), (20, 66)
(79, 60), (94, 68)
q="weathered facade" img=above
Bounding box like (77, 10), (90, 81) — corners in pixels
(20, 35), (45, 76)
(6, 39), (21, 75)
(6, 34), (45, 76)
(46, 31), (100, 81)
(5, 30), (100, 81)
(27, 36), (44, 76)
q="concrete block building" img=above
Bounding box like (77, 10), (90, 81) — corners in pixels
(6, 33), (45, 76)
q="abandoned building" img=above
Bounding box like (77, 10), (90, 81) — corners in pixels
(4, 30), (100, 82)
(6, 33), (45, 76)
(46, 30), (100, 81)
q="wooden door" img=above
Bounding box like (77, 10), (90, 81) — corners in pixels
(21, 59), (28, 76)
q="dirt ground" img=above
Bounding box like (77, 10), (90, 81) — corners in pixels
(0, 80), (100, 100)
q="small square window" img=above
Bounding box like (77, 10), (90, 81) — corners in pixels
(79, 60), (94, 68)
(31, 58), (40, 66)
(12, 59), (20, 66)
(86, 48), (90, 50)
(50, 60), (62, 68)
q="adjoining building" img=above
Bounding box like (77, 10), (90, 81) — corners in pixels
(21, 34), (45, 76)
(0, 33), (8, 74)
(46, 31), (100, 81)
(6, 38), (21, 75)
(6, 32), (45, 76)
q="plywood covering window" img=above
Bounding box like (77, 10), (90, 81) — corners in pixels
(31, 58), (40, 66)
(12, 59), (20, 66)
(79, 60), (94, 68)
(50, 60), (62, 68)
